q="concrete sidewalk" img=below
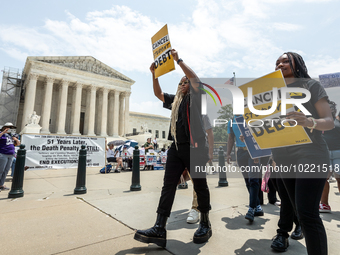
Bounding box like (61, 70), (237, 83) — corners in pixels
(1, 167), (340, 255)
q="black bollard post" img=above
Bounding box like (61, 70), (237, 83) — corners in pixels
(218, 146), (228, 187)
(74, 145), (87, 194)
(130, 146), (141, 191)
(8, 144), (26, 198)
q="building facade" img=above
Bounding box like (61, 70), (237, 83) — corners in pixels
(13, 56), (170, 144)
(17, 56), (134, 137)
(128, 111), (171, 148)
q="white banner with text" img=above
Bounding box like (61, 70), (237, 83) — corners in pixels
(21, 134), (106, 170)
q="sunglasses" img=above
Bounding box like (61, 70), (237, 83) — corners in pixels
(178, 81), (189, 86)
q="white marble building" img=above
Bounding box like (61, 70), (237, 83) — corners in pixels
(128, 111), (171, 148)
(16, 56), (170, 142)
(17, 56), (134, 137)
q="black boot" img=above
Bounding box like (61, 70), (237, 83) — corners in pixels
(193, 212), (212, 244)
(291, 224), (304, 240)
(134, 214), (167, 248)
(271, 233), (289, 252)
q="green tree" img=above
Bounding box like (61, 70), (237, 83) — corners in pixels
(213, 104), (233, 142)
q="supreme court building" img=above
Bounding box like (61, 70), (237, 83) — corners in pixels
(13, 56), (170, 142)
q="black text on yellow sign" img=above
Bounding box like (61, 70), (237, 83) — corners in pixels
(151, 24), (175, 78)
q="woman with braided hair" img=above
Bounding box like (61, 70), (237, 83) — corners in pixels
(134, 49), (211, 247)
(270, 52), (334, 254)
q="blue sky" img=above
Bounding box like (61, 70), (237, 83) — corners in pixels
(1, 0), (340, 117)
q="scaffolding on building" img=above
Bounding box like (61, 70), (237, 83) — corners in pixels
(0, 67), (23, 126)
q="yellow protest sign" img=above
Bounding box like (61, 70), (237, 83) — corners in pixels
(239, 70), (312, 149)
(151, 24), (175, 78)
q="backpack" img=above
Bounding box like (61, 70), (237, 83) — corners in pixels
(100, 164), (112, 173)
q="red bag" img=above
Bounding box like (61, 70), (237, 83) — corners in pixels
(261, 166), (271, 193)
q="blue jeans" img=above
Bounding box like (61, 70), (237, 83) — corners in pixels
(237, 148), (261, 209)
(329, 149), (340, 177)
(11, 157), (16, 177)
(0, 153), (14, 186)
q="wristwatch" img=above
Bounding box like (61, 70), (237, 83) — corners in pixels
(177, 58), (183, 65)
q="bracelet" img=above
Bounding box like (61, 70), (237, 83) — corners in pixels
(177, 58), (183, 65)
(307, 117), (317, 133)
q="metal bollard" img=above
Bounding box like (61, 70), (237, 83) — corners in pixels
(130, 146), (141, 191)
(218, 146), (228, 187)
(8, 144), (26, 198)
(74, 145), (87, 194)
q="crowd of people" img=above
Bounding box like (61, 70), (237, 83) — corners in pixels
(132, 49), (338, 255)
(1, 49), (339, 255)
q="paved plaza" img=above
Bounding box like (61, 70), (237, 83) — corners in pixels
(1, 167), (340, 255)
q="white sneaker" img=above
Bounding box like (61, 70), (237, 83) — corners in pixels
(187, 209), (199, 224)
(329, 176), (336, 183)
(275, 201), (281, 206)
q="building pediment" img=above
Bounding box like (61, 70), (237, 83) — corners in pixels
(25, 56), (133, 82)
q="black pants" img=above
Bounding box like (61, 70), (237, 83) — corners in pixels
(156, 142), (210, 217)
(275, 156), (328, 255)
(107, 157), (117, 162)
(267, 177), (278, 204)
(276, 178), (301, 232)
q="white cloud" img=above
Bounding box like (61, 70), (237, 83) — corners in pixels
(0, 1), (287, 77)
(273, 23), (303, 31)
(307, 55), (340, 77)
(0, 6), (162, 73)
(0, 0), (338, 80)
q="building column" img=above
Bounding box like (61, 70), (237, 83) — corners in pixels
(87, 85), (97, 136)
(57, 80), (69, 134)
(41, 77), (54, 133)
(71, 83), (83, 135)
(21, 73), (39, 129)
(113, 90), (120, 137)
(84, 87), (90, 135)
(107, 91), (114, 136)
(100, 88), (109, 137)
(124, 92), (131, 137)
(119, 93), (125, 136)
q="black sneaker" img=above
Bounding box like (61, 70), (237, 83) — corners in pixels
(245, 208), (254, 222)
(254, 206), (264, 216)
(271, 233), (289, 252)
(291, 225), (303, 240)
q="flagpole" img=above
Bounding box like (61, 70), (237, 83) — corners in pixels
(232, 71), (237, 163)
(233, 72), (236, 86)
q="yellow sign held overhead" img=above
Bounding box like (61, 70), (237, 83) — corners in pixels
(151, 24), (175, 78)
(239, 70), (312, 149)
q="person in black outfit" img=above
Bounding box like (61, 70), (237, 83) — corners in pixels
(267, 158), (303, 241)
(270, 52), (334, 254)
(319, 102), (340, 212)
(134, 49), (211, 247)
